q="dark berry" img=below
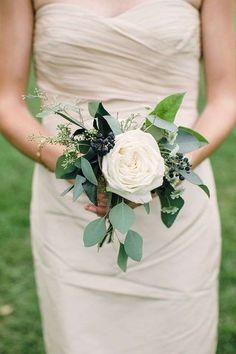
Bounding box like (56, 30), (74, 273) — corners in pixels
(179, 175), (185, 181)
(90, 131), (115, 156)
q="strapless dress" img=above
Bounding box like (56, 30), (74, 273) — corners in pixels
(30, 1), (221, 353)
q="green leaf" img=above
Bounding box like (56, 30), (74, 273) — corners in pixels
(162, 197), (184, 228)
(55, 111), (85, 128)
(175, 127), (207, 153)
(81, 157), (98, 186)
(83, 148), (97, 162)
(83, 218), (107, 247)
(109, 202), (136, 234)
(124, 230), (143, 262)
(199, 184), (210, 198)
(73, 175), (86, 201)
(103, 115), (122, 135)
(88, 101), (110, 118)
(74, 158), (81, 169)
(179, 171), (210, 198)
(117, 243), (128, 272)
(178, 126), (208, 144)
(156, 182), (184, 228)
(143, 203), (150, 214)
(149, 93), (185, 122)
(88, 101), (100, 117)
(83, 180), (97, 205)
(60, 184), (74, 197)
(145, 124), (164, 142)
(174, 131), (201, 153)
(97, 116), (112, 136)
(146, 115), (177, 132)
(77, 141), (91, 154)
(179, 170), (203, 185)
(55, 155), (76, 179)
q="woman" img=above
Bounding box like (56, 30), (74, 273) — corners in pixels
(0, 0), (235, 353)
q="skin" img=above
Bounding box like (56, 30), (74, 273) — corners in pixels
(0, 0), (236, 218)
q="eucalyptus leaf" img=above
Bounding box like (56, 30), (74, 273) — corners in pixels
(145, 124), (164, 142)
(124, 230), (143, 262)
(117, 243), (128, 272)
(73, 175), (86, 201)
(175, 129), (202, 153)
(75, 158), (81, 169)
(146, 115), (177, 132)
(81, 157), (98, 186)
(149, 93), (185, 122)
(83, 217), (107, 247)
(179, 171), (210, 198)
(178, 126), (208, 144)
(179, 170), (203, 185)
(143, 203), (150, 214)
(88, 101), (110, 118)
(88, 101), (100, 117)
(109, 202), (135, 234)
(103, 115), (122, 135)
(60, 184), (74, 197)
(83, 180), (97, 205)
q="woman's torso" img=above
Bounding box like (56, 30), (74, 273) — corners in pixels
(33, 0), (203, 131)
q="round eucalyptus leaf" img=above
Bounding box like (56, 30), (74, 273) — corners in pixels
(109, 202), (135, 234)
(83, 218), (107, 247)
(124, 230), (143, 262)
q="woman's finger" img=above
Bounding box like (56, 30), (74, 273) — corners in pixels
(84, 203), (107, 217)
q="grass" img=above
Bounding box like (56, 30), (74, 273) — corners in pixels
(0, 66), (236, 354)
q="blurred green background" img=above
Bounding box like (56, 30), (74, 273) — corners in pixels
(0, 64), (236, 354)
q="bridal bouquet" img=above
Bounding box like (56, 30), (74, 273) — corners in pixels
(30, 93), (209, 271)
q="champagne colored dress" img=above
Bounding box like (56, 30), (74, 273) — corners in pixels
(30, 1), (222, 353)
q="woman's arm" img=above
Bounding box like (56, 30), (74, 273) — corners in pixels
(189, 0), (236, 168)
(0, 0), (63, 171)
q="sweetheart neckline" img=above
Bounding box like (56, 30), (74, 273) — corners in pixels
(36, 0), (157, 20)
(35, 0), (199, 21)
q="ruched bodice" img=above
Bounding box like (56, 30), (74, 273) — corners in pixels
(31, 2), (221, 353)
(34, 0), (201, 128)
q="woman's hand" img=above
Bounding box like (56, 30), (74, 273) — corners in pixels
(84, 192), (108, 217)
(84, 192), (156, 217)
(84, 196), (140, 216)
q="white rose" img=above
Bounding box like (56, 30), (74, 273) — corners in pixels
(102, 129), (165, 204)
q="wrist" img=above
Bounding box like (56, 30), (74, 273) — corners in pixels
(185, 150), (203, 170)
(40, 144), (64, 172)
